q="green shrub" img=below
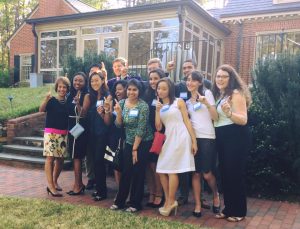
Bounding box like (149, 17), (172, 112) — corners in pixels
(63, 52), (114, 80)
(0, 69), (11, 88)
(247, 54), (300, 198)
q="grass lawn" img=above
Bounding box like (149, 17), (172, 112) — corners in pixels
(0, 86), (52, 122)
(0, 196), (202, 229)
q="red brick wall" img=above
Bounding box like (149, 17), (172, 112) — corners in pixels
(7, 112), (45, 144)
(223, 16), (300, 84)
(9, 0), (78, 72)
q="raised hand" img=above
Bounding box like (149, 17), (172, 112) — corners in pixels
(114, 99), (122, 114)
(156, 96), (163, 112)
(101, 61), (107, 81)
(197, 92), (208, 106)
(221, 96), (232, 116)
(73, 91), (81, 105)
(103, 96), (111, 113)
(166, 60), (175, 72)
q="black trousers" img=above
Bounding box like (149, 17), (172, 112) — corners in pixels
(215, 124), (251, 217)
(92, 134), (107, 197)
(115, 141), (151, 209)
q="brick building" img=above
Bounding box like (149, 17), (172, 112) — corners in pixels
(6, 0), (300, 84)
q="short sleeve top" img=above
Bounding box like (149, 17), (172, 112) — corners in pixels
(45, 97), (68, 130)
(119, 98), (153, 145)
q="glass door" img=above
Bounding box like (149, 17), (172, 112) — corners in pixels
(100, 34), (123, 58)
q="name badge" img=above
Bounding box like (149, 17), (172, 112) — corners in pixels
(129, 109), (139, 117)
(180, 92), (188, 99)
(96, 100), (103, 108)
(151, 99), (157, 106)
(193, 102), (202, 111)
(161, 105), (170, 112)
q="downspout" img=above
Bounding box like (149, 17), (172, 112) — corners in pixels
(32, 23), (38, 73)
(177, 5), (184, 82)
(236, 19), (243, 72)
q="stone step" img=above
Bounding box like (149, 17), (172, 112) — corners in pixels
(13, 136), (44, 147)
(3, 144), (43, 157)
(0, 152), (72, 170)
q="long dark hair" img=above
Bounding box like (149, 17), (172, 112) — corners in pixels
(212, 64), (252, 107)
(126, 79), (143, 98)
(156, 77), (175, 105)
(144, 68), (166, 102)
(88, 72), (109, 105)
(188, 71), (206, 96)
(70, 72), (88, 98)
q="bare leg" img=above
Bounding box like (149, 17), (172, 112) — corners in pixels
(150, 163), (163, 205)
(159, 173), (169, 208)
(168, 174), (179, 207)
(73, 159), (83, 192)
(192, 172), (202, 212)
(203, 172), (220, 206)
(146, 163), (155, 203)
(114, 170), (121, 186)
(53, 157), (64, 189)
(45, 156), (56, 193)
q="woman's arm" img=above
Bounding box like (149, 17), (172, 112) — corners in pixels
(155, 97), (163, 131)
(103, 96), (112, 125)
(39, 90), (52, 112)
(78, 94), (91, 117)
(221, 90), (248, 125)
(178, 98), (197, 154)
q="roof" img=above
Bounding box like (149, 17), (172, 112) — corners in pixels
(26, 0), (230, 35)
(65, 0), (96, 13)
(208, 0), (300, 19)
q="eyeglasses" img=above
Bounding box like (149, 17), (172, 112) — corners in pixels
(216, 74), (229, 79)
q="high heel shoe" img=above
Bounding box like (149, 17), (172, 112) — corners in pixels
(159, 201), (178, 216)
(46, 187), (63, 197)
(67, 185), (85, 196)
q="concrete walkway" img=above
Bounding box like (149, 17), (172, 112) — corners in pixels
(0, 164), (299, 229)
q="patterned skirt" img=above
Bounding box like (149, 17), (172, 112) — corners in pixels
(43, 131), (68, 158)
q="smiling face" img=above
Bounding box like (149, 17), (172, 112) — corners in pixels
(73, 74), (85, 91)
(149, 72), (161, 90)
(113, 61), (125, 77)
(186, 74), (201, 93)
(215, 69), (230, 92)
(157, 81), (169, 100)
(115, 83), (126, 101)
(182, 62), (195, 78)
(90, 74), (104, 92)
(57, 82), (68, 98)
(127, 85), (139, 100)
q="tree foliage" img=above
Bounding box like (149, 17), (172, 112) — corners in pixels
(247, 54), (300, 198)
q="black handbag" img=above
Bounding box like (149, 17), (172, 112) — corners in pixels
(104, 138), (122, 170)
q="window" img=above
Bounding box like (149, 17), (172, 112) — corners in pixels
(128, 22), (151, 30)
(104, 37), (119, 58)
(84, 39), (98, 55)
(82, 24), (122, 35)
(128, 32), (151, 65)
(256, 31), (300, 60)
(20, 55), (32, 81)
(40, 29), (77, 80)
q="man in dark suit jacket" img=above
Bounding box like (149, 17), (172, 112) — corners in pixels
(107, 57), (141, 92)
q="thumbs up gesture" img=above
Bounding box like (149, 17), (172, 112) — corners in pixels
(155, 96), (163, 112)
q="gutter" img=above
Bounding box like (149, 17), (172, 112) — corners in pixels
(32, 23), (38, 73)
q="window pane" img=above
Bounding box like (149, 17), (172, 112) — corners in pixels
(154, 30), (178, 43)
(40, 40), (57, 68)
(193, 35), (199, 64)
(128, 22), (152, 30)
(193, 26), (200, 34)
(185, 30), (192, 41)
(207, 42), (214, 74)
(185, 20), (192, 30)
(40, 71), (57, 84)
(41, 31), (57, 38)
(154, 18), (178, 28)
(59, 30), (76, 37)
(59, 38), (76, 68)
(82, 27), (102, 35)
(104, 38), (119, 58)
(201, 40), (208, 72)
(84, 39), (98, 55)
(203, 32), (208, 39)
(103, 24), (123, 32)
(128, 32), (151, 65)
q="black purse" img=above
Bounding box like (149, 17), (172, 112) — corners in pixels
(104, 138), (122, 170)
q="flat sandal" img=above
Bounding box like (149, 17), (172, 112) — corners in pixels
(227, 216), (245, 222)
(215, 212), (226, 219)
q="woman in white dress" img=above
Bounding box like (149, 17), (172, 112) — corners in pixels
(155, 77), (197, 216)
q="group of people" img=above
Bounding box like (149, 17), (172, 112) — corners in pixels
(40, 56), (251, 222)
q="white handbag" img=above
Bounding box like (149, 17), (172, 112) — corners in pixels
(69, 122), (84, 139)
